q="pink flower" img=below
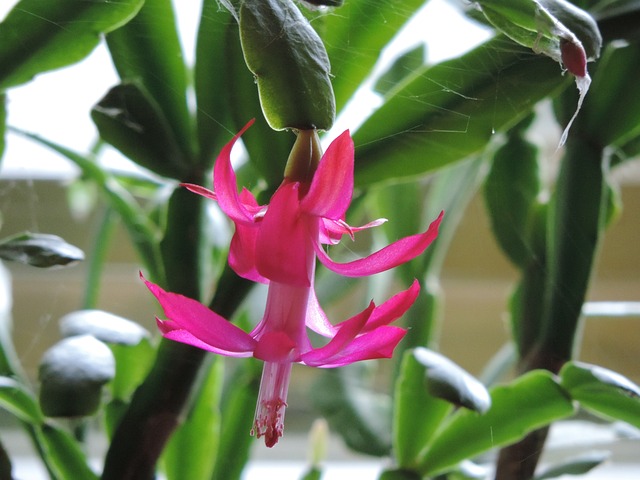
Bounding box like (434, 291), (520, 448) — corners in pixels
(143, 120), (443, 447)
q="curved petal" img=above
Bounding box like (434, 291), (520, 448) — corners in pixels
(360, 280), (420, 333)
(304, 326), (406, 368)
(228, 188), (269, 282)
(300, 302), (374, 366)
(300, 130), (354, 220)
(213, 119), (257, 223)
(142, 273), (257, 354)
(315, 211), (443, 277)
(157, 319), (253, 357)
(305, 288), (336, 337)
(228, 226), (269, 284)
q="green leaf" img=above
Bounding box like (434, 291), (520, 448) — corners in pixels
(393, 350), (453, 468)
(484, 127), (541, 267)
(239, 0), (335, 130)
(414, 348), (491, 413)
(212, 357), (261, 480)
(60, 309), (150, 346)
(0, 0), (143, 90)
(91, 82), (188, 179)
(106, 0), (193, 161)
(596, 0), (640, 43)
(0, 439), (11, 480)
(8, 128), (164, 282)
(38, 423), (98, 480)
(416, 370), (575, 476)
(319, 0), (426, 111)
(312, 367), (391, 457)
(225, 19), (295, 187)
(581, 42), (640, 148)
(560, 362), (640, 429)
(163, 358), (223, 480)
(534, 451), (609, 480)
(0, 232), (84, 268)
(475, 0), (602, 61)
(194, 0), (235, 164)
(374, 44), (425, 97)
(58, 309), (154, 409)
(38, 335), (115, 418)
(378, 469), (422, 480)
(300, 467), (323, 480)
(0, 93), (5, 163)
(353, 36), (570, 186)
(0, 376), (43, 424)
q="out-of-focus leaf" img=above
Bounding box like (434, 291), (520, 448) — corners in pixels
(534, 451), (609, 480)
(60, 309), (149, 346)
(0, 376), (43, 424)
(303, 418), (329, 477)
(537, 137), (606, 362)
(0, 439), (11, 480)
(212, 357), (261, 480)
(475, 0), (602, 62)
(0, 93), (5, 162)
(303, 0), (344, 6)
(416, 370), (575, 476)
(593, 0), (640, 43)
(92, 82), (188, 179)
(38, 335), (115, 418)
(38, 423), (98, 480)
(374, 44), (425, 97)
(8, 128), (164, 282)
(312, 367), (391, 457)
(319, 0), (426, 111)
(106, 0), (193, 161)
(194, 0), (235, 164)
(414, 348), (491, 413)
(0, 0), (143, 90)
(163, 358), (223, 480)
(353, 36), (570, 186)
(393, 350), (453, 468)
(0, 232), (84, 268)
(560, 362), (640, 429)
(507, 204), (548, 357)
(300, 468), (323, 480)
(484, 128), (540, 267)
(239, 0), (335, 130)
(378, 469), (422, 480)
(580, 42), (640, 148)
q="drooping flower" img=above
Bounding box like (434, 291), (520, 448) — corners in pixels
(143, 119), (443, 447)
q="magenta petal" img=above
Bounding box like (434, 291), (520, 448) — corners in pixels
(301, 302), (374, 366)
(213, 119), (256, 223)
(157, 319), (253, 357)
(229, 223), (269, 284)
(300, 130), (354, 219)
(305, 326), (407, 368)
(142, 273), (257, 354)
(253, 331), (297, 362)
(256, 183), (313, 286)
(360, 280), (420, 333)
(315, 211), (443, 277)
(305, 289), (337, 337)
